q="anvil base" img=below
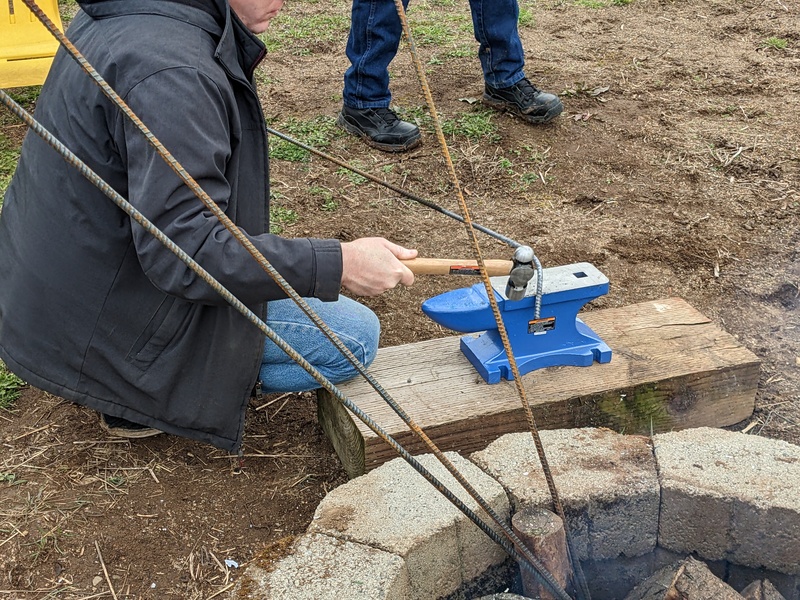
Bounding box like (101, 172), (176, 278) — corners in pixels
(461, 317), (612, 384)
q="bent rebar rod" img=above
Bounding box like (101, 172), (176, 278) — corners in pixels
(0, 88), (572, 600)
(391, 0), (588, 596)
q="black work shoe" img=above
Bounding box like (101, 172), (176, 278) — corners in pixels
(99, 413), (163, 439)
(483, 78), (563, 124)
(337, 105), (422, 152)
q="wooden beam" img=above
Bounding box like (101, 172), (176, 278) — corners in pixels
(317, 298), (759, 478)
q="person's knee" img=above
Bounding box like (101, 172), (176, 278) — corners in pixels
(349, 304), (380, 367)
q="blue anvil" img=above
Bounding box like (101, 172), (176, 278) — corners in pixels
(421, 262), (612, 384)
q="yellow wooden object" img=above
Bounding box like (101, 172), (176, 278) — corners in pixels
(1, 0), (64, 88)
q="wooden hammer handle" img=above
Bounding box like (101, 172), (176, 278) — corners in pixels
(401, 258), (513, 276)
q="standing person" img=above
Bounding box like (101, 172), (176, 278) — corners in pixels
(0, 0), (417, 451)
(337, 0), (564, 152)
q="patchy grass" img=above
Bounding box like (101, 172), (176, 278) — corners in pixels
(269, 116), (343, 162)
(0, 134), (20, 202)
(762, 37), (789, 50)
(261, 13), (349, 54)
(0, 361), (25, 410)
(441, 109), (500, 142)
(269, 203), (299, 234)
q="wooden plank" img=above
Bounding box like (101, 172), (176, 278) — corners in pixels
(317, 298), (760, 477)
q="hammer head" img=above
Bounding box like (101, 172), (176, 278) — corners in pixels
(505, 245), (536, 301)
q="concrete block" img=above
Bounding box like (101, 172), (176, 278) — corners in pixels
(654, 427), (800, 574)
(579, 547), (682, 600)
(235, 533), (410, 599)
(726, 563), (800, 600)
(308, 451), (510, 600)
(470, 428), (659, 561)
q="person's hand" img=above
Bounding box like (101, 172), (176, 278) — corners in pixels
(340, 238), (418, 297)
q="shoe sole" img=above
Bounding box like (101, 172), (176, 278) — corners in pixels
(482, 94), (564, 124)
(98, 416), (163, 439)
(336, 113), (422, 153)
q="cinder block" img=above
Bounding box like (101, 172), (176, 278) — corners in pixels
(235, 533), (410, 599)
(654, 427), (800, 574)
(471, 428), (659, 561)
(308, 451), (509, 599)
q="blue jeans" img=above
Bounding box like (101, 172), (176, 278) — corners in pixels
(343, 0), (526, 108)
(259, 296), (380, 393)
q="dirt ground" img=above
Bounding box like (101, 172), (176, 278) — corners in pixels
(1, 0), (799, 598)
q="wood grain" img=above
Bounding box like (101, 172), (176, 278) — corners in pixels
(317, 298), (759, 477)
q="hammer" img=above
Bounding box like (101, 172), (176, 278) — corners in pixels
(402, 246), (536, 301)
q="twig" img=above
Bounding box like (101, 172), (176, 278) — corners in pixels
(11, 424), (52, 441)
(289, 473), (317, 488)
(255, 392), (291, 411)
(209, 453), (312, 460)
(0, 530), (21, 549)
(94, 541), (119, 600)
(270, 397), (292, 420)
(206, 583), (235, 599)
(741, 420), (759, 434)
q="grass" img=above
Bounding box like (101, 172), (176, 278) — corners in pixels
(0, 134), (20, 202)
(336, 160), (368, 185)
(269, 116), (342, 162)
(1, 87), (41, 205)
(310, 186), (339, 212)
(762, 37), (789, 50)
(441, 110), (500, 142)
(260, 14), (349, 54)
(0, 360), (25, 410)
(269, 203), (299, 234)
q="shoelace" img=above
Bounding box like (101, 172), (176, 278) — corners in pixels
(374, 107), (399, 125)
(515, 78), (542, 100)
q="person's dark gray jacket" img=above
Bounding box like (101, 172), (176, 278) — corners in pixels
(0, 0), (343, 451)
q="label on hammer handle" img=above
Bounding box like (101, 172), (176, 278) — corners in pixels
(448, 265), (482, 275)
(528, 316), (556, 335)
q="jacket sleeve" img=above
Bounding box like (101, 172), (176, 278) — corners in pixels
(119, 66), (342, 305)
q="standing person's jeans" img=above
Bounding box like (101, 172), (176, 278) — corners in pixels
(259, 296), (380, 393)
(343, 0), (527, 108)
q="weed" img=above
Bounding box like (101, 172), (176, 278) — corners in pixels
(0, 472), (25, 485)
(444, 45), (474, 59)
(269, 116), (342, 162)
(336, 161), (368, 185)
(498, 156), (515, 175)
(441, 110), (500, 142)
(0, 135), (20, 201)
(407, 11), (471, 47)
(260, 14), (349, 54)
(59, 0), (80, 23)
(394, 105), (431, 129)
(0, 360), (25, 410)
(518, 8), (535, 27)
(269, 204), (299, 234)
(106, 475), (126, 487)
(763, 37), (788, 50)
(310, 186), (339, 211)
